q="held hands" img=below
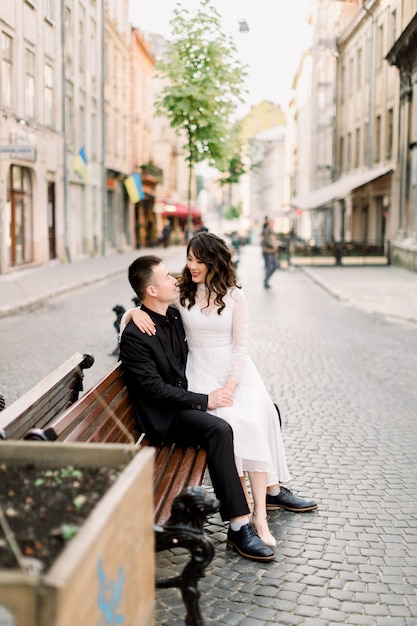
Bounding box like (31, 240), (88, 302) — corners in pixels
(130, 308), (156, 336)
(207, 387), (234, 410)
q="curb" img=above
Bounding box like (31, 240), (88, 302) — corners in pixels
(0, 268), (127, 319)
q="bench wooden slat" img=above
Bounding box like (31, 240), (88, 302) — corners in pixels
(80, 400), (137, 444)
(154, 446), (207, 525)
(153, 445), (188, 521)
(52, 374), (127, 440)
(0, 353), (94, 439)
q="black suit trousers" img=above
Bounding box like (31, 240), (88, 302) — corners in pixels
(164, 409), (250, 521)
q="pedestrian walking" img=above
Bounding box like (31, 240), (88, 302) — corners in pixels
(261, 219), (279, 288)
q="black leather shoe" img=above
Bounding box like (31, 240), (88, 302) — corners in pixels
(227, 523), (275, 561)
(266, 487), (318, 512)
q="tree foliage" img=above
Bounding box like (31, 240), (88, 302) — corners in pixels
(154, 0), (248, 227)
(216, 122), (247, 186)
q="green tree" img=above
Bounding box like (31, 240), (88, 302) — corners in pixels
(155, 0), (247, 236)
(217, 122), (247, 220)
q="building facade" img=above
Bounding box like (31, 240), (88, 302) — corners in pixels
(0, 0), (65, 273)
(289, 0), (417, 274)
(0, 0), (197, 274)
(386, 8), (417, 271)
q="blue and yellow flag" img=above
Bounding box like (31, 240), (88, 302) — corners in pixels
(124, 172), (145, 204)
(73, 146), (89, 183)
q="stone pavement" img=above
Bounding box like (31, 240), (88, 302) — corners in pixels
(1, 245), (417, 625)
(0, 246), (187, 318)
(155, 247), (417, 626)
(299, 264), (417, 326)
(1, 245), (417, 323)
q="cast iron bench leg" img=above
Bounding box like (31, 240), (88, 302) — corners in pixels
(154, 486), (219, 626)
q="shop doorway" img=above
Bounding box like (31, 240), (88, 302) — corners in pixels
(7, 165), (33, 267)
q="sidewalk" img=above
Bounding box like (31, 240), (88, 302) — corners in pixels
(298, 263), (417, 324)
(0, 246), (187, 318)
(1, 245), (417, 324)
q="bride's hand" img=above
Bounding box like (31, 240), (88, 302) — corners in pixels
(130, 308), (156, 336)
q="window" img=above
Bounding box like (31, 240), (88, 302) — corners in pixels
(376, 24), (384, 71)
(339, 136), (344, 173)
(355, 127), (360, 168)
(356, 48), (362, 90)
(411, 144), (417, 187)
(65, 7), (73, 55)
(390, 10), (396, 47)
(364, 121), (369, 164)
(65, 85), (74, 144)
(79, 90), (85, 148)
(386, 108), (393, 159)
(1, 32), (13, 107)
(44, 63), (54, 126)
(340, 64), (346, 103)
(91, 106), (97, 159)
(89, 18), (97, 77)
(45, 0), (54, 20)
(79, 4), (85, 72)
(349, 57), (354, 96)
(25, 49), (35, 119)
(374, 115), (381, 162)
(347, 132), (352, 170)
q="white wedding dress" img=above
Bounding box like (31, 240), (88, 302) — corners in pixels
(178, 284), (291, 486)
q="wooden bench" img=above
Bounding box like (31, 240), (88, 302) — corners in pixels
(0, 352), (94, 440)
(25, 362), (216, 626)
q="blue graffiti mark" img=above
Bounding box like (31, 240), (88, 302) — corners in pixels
(97, 557), (126, 625)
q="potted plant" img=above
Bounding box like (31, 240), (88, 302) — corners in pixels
(0, 440), (155, 626)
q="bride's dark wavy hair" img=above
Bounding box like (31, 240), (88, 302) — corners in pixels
(180, 232), (240, 314)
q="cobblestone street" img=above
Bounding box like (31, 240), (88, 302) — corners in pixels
(1, 244), (416, 625)
(155, 246), (417, 626)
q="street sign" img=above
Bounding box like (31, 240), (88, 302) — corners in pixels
(0, 145), (37, 162)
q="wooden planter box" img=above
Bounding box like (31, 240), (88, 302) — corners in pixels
(0, 441), (155, 626)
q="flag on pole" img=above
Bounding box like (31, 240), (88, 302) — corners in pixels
(73, 146), (89, 183)
(124, 172), (145, 204)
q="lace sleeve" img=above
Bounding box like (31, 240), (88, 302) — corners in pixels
(227, 288), (249, 384)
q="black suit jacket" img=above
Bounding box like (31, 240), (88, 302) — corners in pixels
(119, 305), (208, 444)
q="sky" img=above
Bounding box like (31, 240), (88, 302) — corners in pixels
(129, 0), (313, 116)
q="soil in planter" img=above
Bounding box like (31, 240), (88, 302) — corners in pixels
(0, 463), (123, 572)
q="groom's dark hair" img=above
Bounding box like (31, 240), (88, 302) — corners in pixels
(128, 255), (162, 300)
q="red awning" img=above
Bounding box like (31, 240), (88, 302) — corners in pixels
(162, 202), (200, 218)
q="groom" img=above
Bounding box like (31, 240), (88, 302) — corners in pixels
(119, 254), (275, 562)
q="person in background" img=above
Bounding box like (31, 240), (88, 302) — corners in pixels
(119, 254), (275, 562)
(159, 220), (171, 248)
(121, 233), (317, 548)
(261, 219), (279, 289)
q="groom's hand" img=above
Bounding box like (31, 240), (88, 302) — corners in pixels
(208, 388), (234, 410)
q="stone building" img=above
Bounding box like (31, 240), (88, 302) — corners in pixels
(0, 0), (67, 272)
(288, 0), (417, 274)
(0, 0), (134, 272)
(386, 8), (417, 271)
